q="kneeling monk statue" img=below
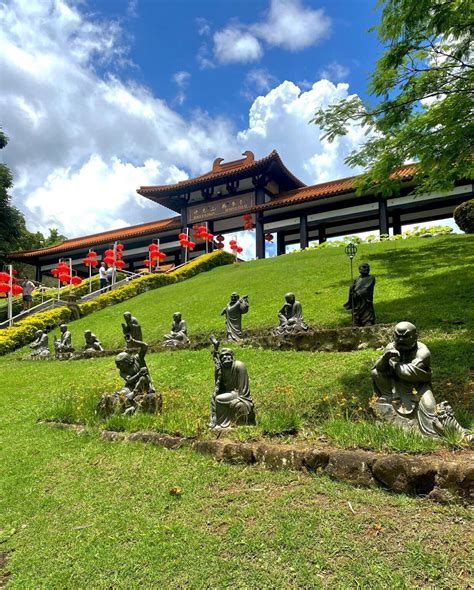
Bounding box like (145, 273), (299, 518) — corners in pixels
(371, 321), (472, 441)
(274, 292), (308, 335)
(208, 336), (256, 429)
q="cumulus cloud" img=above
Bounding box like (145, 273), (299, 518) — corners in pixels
(172, 70), (190, 105)
(1, 0), (365, 243)
(319, 62), (350, 82)
(213, 27), (263, 64)
(251, 0), (331, 51)
(210, 0), (331, 65)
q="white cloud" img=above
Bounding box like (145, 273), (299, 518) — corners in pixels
(173, 71), (190, 87)
(319, 62), (350, 82)
(1, 0), (368, 244)
(210, 0), (331, 65)
(251, 0), (331, 51)
(245, 68), (278, 93)
(213, 27), (263, 64)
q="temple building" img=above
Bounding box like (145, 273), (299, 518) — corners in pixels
(9, 150), (473, 281)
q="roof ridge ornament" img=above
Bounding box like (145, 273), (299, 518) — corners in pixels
(212, 151), (255, 173)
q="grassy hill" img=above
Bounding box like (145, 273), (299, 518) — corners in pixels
(13, 234), (474, 351)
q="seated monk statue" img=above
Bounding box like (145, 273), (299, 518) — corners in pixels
(30, 330), (50, 358)
(371, 321), (472, 441)
(54, 324), (74, 355)
(163, 312), (190, 347)
(208, 337), (256, 429)
(344, 262), (376, 326)
(274, 292), (308, 335)
(83, 330), (103, 352)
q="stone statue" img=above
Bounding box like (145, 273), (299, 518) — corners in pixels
(221, 292), (249, 341)
(83, 330), (103, 352)
(54, 324), (74, 356)
(122, 311), (143, 349)
(98, 338), (161, 415)
(371, 321), (472, 442)
(273, 292), (308, 335)
(30, 330), (50, 358)
(208, 336), (256, 429)
(163, 312), (190, 348)
(344, 262), (376, 326)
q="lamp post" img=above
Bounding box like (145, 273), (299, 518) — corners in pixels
(344, 242), (358, 326)
(7, 265), (13, 327)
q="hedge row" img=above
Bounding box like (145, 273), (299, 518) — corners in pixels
(0, 250), (235, 356)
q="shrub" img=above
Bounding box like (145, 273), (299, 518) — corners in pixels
(454, 199), (474, 233)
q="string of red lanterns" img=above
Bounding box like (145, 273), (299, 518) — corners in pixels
(178, 232), (196, 251)
(192, 224), (214, 242)
(214, 235), (225, 250)
(0, 270), (22, 295)
(229, 239), (243, 255)
(243, 213), (254, 231)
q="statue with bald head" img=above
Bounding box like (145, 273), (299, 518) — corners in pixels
(344, 262), (376, 326)
(122, 311), (143, 349)
(274, 292), (308, 335)
(371, 322), (472, 441)
(221, 292), (249, 341)
(30, 329), (50, 358)
(208, 336), (256, 429)
(164, 312), (190, 348)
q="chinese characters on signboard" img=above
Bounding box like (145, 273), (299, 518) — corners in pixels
(188, 193), (255, 223)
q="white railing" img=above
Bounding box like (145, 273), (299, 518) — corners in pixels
(0, 297), (59, 329)
(78, 269), (147, 302)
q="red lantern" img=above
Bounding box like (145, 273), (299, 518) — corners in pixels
(103, 255), (114, 265)
(12, 284), (23, 295)
(0, 272), (10, 282)
(265, 233), (273, 242)
(59, 273), (71, 283)
(214, 242), (224, 249)
(0, 283), (10, 293)
(57, 262), (69, 273)
(88, 250), (97, 258)
(115, 259), (125, 269)
(71, 276), (82, 286)
(83, 257), (93, 266)
(178, 232), (187, 240)
(236, 246), (243, 254)
(90, 259), (98, 267)
(143, 259), (151, 266)
(216, 235), (225, 242)
(104, 249), (114, 257)
(51, 268), (60, 276)
(116, 243), (124, 250)
(243, 213), (252, 221)
(158, 251), (167, 260)
(148, 243), (158, 251)
(150, 250), (159, 259)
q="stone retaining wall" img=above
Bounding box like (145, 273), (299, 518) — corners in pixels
(46, 423), (472, 505)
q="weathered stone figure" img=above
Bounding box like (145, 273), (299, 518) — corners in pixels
(371, 321), (472, 441)
(274, 292), (308, 335)
(164, 312), (190, 347)
(122, 311), (143, 349)
(98, 338), (161, 415)
(54, 324), (74, 355)
(30, 330), (50, 358)
(83, 330), (103, 352)
(208, 336), (256, 429)
(344, 262), (376, 326)
(221, 292), (249, 341)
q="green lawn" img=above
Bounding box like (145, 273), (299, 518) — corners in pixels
(1, 363), (472, 589)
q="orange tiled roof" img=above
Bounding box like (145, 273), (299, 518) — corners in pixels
(138, 149), (305, 196)
(9, 216), (181, 259)
(252, 164), (417, 211)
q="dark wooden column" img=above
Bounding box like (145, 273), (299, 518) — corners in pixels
(207, 220), (214, 252)
(35, 264), (42, 283)
(318, 225), (326, 244)
(392, 211), (402, 235)
(379, 198), (389, 235)
(277, 232), (286, 256)
(300, 215), (309, 249)
(254, 183), (266, 259)
(180, 206), (188, 264)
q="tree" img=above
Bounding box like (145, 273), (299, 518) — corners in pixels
(0, 128), (24, 264)
(312, 0), (474, 196)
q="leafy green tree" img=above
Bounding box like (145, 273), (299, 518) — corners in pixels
(312, 0), (474, 195)
(0, 128), (24, 264)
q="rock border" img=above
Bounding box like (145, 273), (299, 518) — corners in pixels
(45, 422), (473, 505)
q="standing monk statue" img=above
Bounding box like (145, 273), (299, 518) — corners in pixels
(122, 311), (143, 349)
(344, 262), (376, 326)
(274, 292), (308, 335)
(208, 336), (256, 429)
(221, 292), (249, 341)
(371, 321), (472, 441)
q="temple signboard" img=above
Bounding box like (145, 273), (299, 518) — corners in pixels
(188, 193), (255, 223)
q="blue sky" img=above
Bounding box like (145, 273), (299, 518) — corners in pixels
(2, 0), (452, 250)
